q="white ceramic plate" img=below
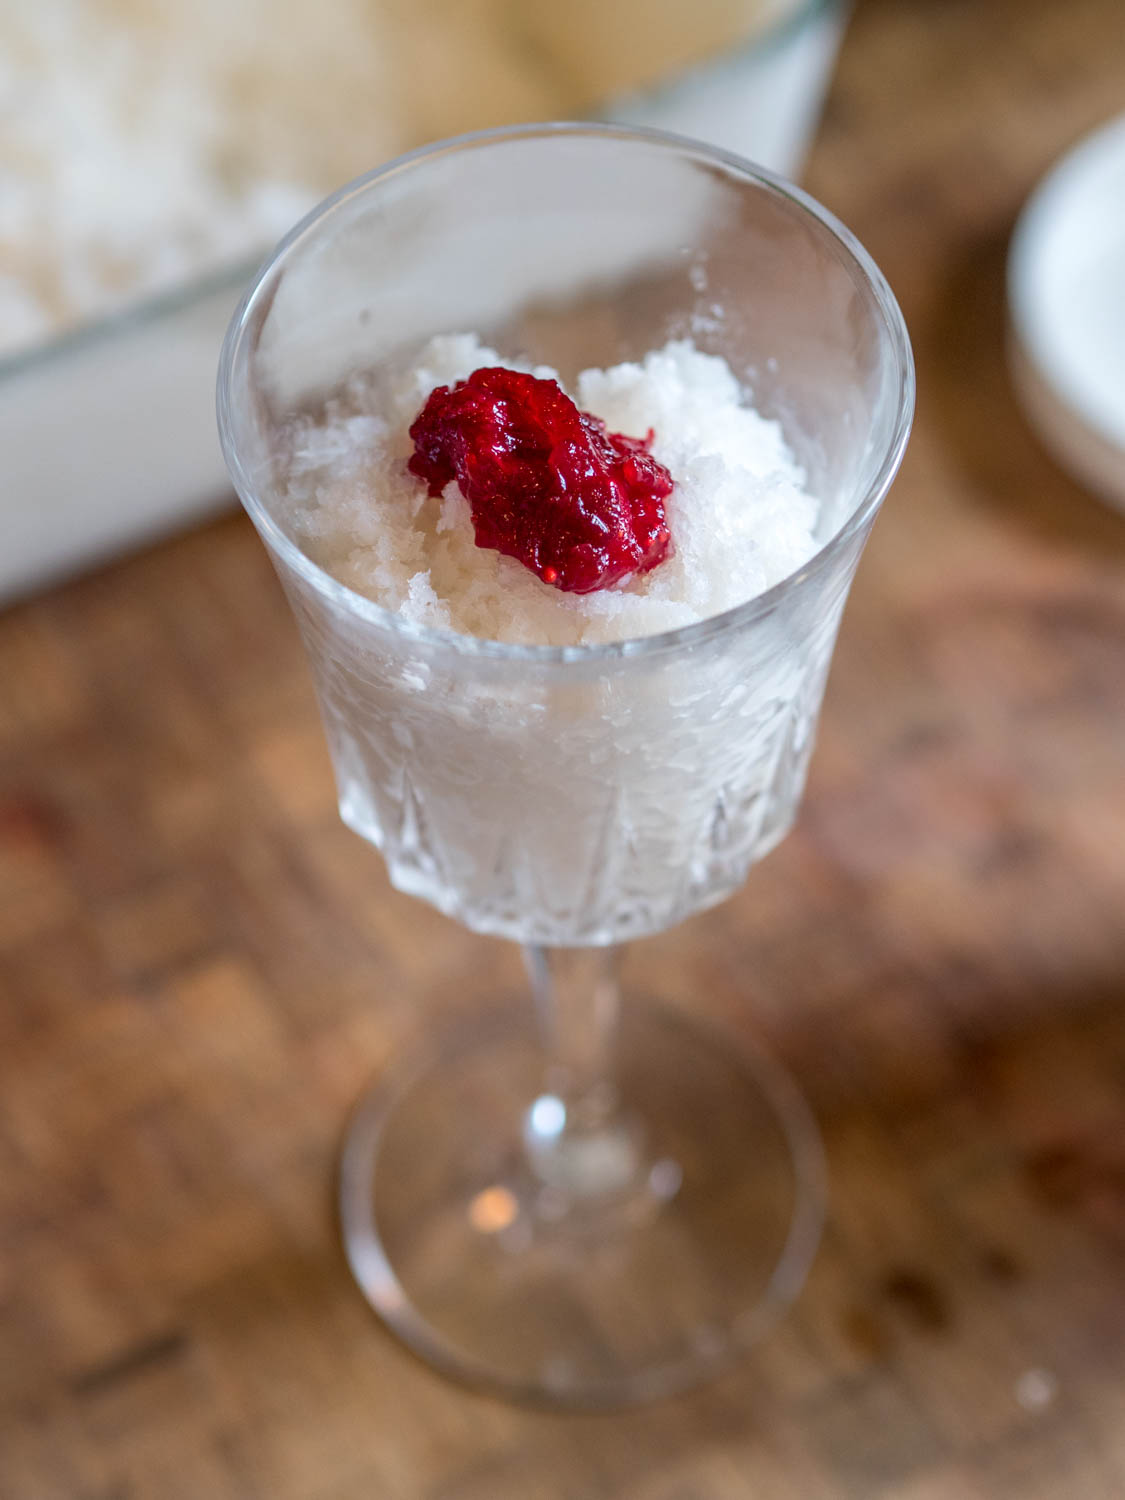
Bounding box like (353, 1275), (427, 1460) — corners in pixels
(1008, 112), (1125, 513)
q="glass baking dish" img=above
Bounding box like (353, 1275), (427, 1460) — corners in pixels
(0, 0), (845, 604)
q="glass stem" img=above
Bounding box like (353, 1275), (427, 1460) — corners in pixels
(524, 944), (623, 1130)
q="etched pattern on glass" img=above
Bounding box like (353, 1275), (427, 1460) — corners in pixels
(282, 550), (857, 946)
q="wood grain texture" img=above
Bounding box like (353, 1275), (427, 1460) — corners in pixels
(3, 1), (1125, 1494)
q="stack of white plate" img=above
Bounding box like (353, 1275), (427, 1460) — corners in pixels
(1008, 111), (1125, 513)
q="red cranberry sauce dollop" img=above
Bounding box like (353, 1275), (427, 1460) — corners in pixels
(407, 366), (673, 593)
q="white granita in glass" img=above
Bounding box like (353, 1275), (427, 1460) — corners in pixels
(274, 336), (843, 944)
(280, 335), (820, 646)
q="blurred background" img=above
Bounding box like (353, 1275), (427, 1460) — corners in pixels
(2, 1), (1125, 1497)
(1, 0), (846, 601)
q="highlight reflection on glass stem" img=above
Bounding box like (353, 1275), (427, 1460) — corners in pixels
(523, 945), (649, 1201)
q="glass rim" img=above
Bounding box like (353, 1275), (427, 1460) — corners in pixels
(217, 120), (915, 665)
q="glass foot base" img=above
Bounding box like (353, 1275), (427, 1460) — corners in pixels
(340, 1001), (825, 1408)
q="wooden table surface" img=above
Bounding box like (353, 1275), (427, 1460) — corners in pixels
(4, 1), (1125, 1495)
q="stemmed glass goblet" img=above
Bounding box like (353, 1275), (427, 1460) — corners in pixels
(218, 123), (914, 1407)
